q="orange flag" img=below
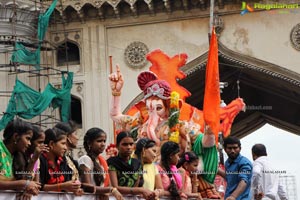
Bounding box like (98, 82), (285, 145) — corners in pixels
(203, 27), (220, 139)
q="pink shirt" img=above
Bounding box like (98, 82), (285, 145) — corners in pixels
(157, 164), (182, 190)
(157, 164), (171, 190)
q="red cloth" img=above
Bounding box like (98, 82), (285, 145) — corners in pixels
(42, 153), (65, 184)
(203, 27), (221, 141)
(98, 155), (110, 187)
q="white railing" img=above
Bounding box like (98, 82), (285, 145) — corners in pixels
(0, 191), (190, 200)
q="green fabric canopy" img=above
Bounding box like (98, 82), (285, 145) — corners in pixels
(11, 0), (58, 69)
(0, 72), (73, 131)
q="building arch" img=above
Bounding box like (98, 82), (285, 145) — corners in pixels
(69, 94), (82, 128)
(181, 42), (300, 138)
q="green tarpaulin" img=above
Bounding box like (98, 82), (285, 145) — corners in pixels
(11, 0), (58, 69)
(0, 72), (73, 131)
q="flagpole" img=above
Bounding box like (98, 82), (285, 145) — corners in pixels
(209, 0), (214, 35)
(109, 56), (116, 144)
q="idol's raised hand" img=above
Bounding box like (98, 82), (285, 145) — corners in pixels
(109, 65), (124, 95)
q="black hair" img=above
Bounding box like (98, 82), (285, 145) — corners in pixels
(83, 127), (106, 186)
(116, 131), (133, 146)
(54, 121), (78, 136)
(4, 119), (33, 180)
(177, 151), (199, 169)
(223, 136), (241, 148)
(31, 125), (44, 142)
(26, 125), (44, 155)
(252, 144), (267, 157)
(12, 152), (27, 180)
(3, 118), (33, 144)
(134, 138), (156, 161)
(55, 121), (78, 149)
(160, 141), (181, 199)
(44, 127), (67, 145)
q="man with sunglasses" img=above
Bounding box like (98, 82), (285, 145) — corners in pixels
(218, 136), (253, 200)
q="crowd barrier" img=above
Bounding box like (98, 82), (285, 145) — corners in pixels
(0, 191), (203, 200)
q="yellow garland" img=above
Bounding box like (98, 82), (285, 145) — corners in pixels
(170, 91), (180, 109)
(169, 131), (180, 143)
(169, 91), (180, 143)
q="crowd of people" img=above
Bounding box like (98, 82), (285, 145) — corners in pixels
(0, 118), (289, 200)
(0, 118), (211, 200)
(0, 67), (289, 200)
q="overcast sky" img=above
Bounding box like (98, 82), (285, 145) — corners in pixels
(239, 124), (300, 199)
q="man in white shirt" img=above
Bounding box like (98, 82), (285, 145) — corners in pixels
(251, 144), (288, 200)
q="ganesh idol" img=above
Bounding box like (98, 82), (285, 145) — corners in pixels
(109, 66), (191, 151)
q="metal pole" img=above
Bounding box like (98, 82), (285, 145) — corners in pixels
(209, 0), (214, 34)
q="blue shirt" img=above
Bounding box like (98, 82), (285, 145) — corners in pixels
(225, 154), (252, 200)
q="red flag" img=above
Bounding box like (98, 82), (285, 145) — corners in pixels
(203, 28), (220, 139)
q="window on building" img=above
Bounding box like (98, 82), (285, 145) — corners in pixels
(57, 41), (80, 66)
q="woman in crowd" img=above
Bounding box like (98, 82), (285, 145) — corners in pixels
(26, 126), (48, 182)
(13, 125), (48, 181)
(79, 127), (123, 200)
(0, 118), (41, 195)
(134, 138), (164, 198)
(13, 125), (48, 200)
(39, 127), (82, 195)
(177, 151), (202, 199)
(54, 121), (80, 181)
(107, 131), (155, 200)
(157, 141), (186, 200)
